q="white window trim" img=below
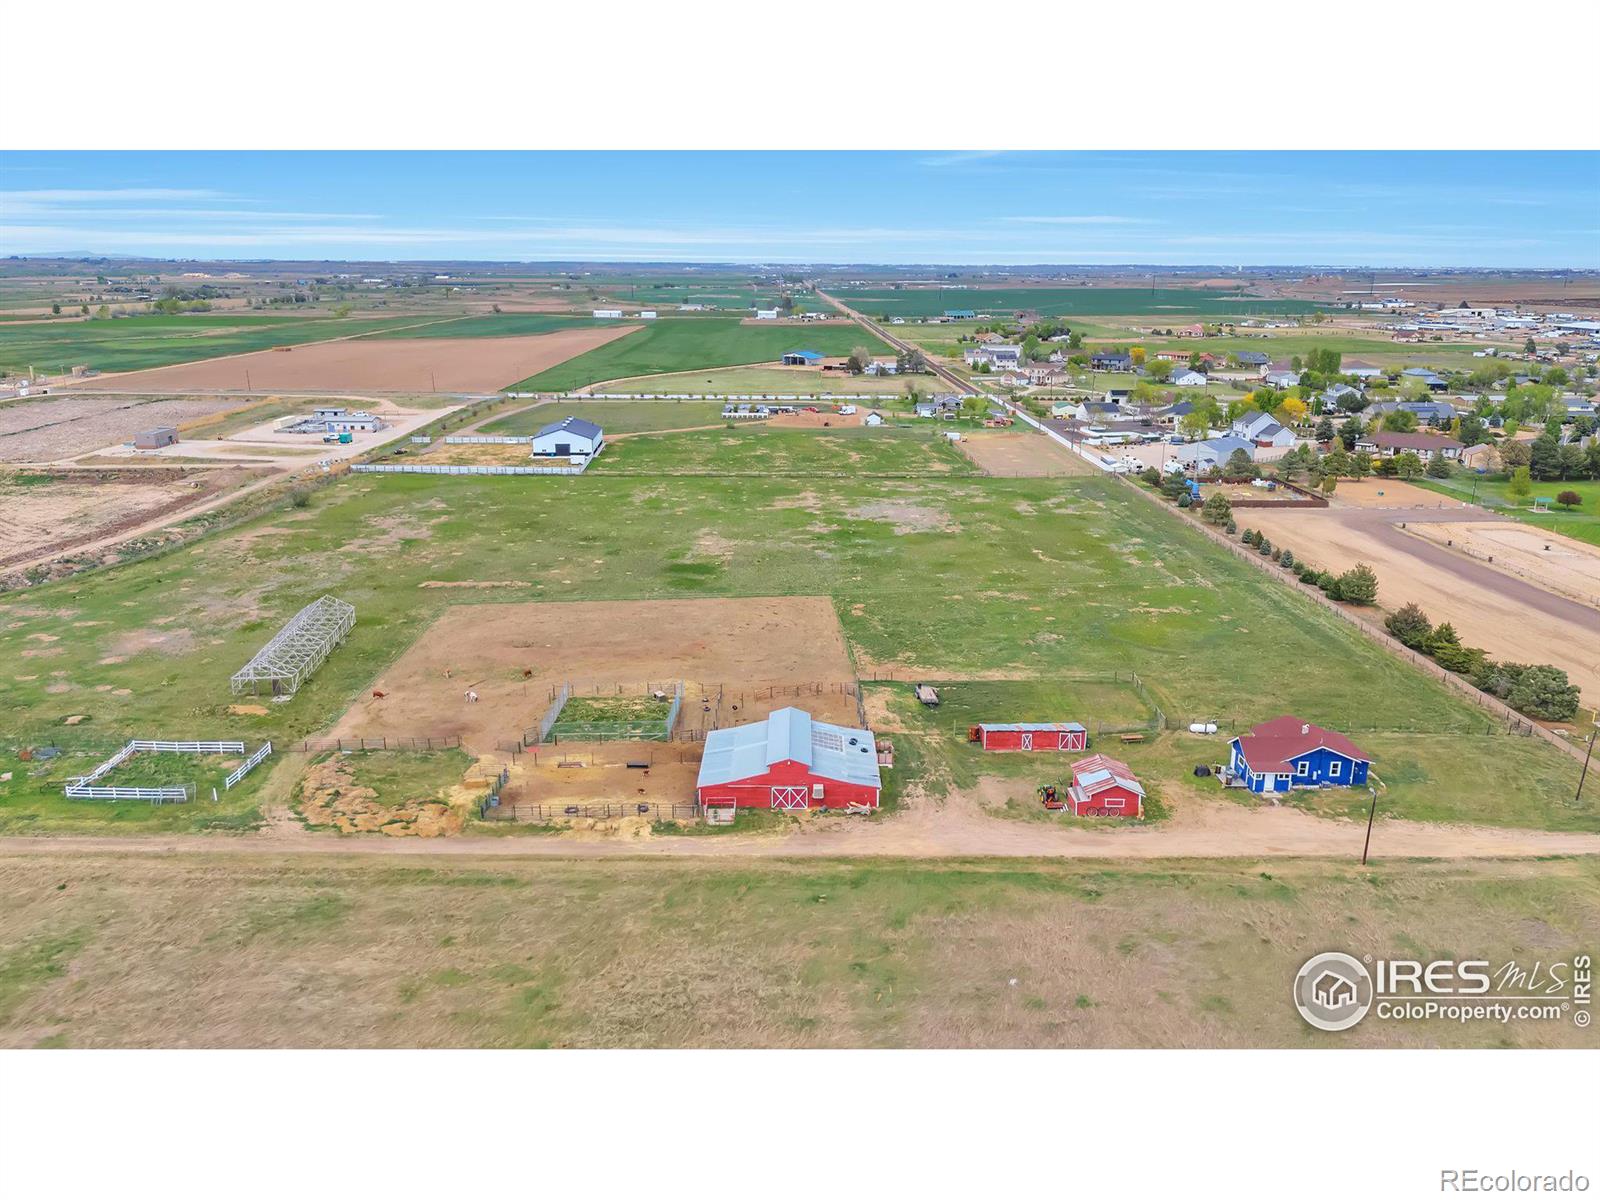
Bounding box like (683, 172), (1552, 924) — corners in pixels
(1329, 760), (1342, 778)
(1296, 760), (1309, 777)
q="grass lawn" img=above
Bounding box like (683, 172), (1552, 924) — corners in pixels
(1412, 474), (1600, 547)
(508, 318), (891, 392)
(587, 425), (976, 475)
(548, 694), (673, 741)
(0, 423), (1584, 832)
(481, 400), (728, 436)
(0, 313), (436, 375)
(319, 748), (473, 807)
(4, 852), (1595, 1047)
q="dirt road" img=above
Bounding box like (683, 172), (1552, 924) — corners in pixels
(4, 787), (1596, 863)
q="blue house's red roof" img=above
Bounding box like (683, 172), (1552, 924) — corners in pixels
(1233, 716), (1370, 774)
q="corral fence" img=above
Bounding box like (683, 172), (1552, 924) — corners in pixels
(289, 735), (461, 753)
(481, 801), (701, 824)
(224, 740), (273, 790)
(64, 738), (254, 804)
(444, 435), (533, 445)
(511, 744), (701, 768)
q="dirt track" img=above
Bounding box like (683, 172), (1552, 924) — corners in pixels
(70, 325), (637, 393)
(956, 431), (1097, 477)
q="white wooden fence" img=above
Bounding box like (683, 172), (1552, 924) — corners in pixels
(225, 741), (273, 790)
(65, 739), (253, 802)
(352, 461), (588, 477)
(444, 435), (533, 445)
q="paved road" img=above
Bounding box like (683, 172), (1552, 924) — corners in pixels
(814, 289), (977, 395)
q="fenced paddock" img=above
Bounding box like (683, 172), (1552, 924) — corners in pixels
(288, 734), (461, 754)
(231, 594), (355, 698)
(352, 461), (588, 477)
(64, 738), (264, 803)
(531, 681), (684, 744)
(444, 435), (533, 445)
(479, 801), (701, 823)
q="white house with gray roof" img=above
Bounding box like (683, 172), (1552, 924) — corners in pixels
(531, 416), (605, 460)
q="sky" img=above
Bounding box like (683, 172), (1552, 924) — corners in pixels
(1, 151), (1596, 268)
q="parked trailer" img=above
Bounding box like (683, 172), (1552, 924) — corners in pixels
(913, 684), (940, 708)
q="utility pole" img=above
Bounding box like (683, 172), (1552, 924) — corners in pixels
(1577, 724), (1599, 807)
(1361, 786), (1379, 865)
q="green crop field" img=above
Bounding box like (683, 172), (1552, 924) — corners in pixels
(1412, 475), (1600, 547)
(1, 424), (1588, 836)
(358, 313), (596, 340)
(483, 400), (730, 435)
(507, 318), (892, 392)
(590, 366), (915, 397)
(827, 287), (1326, 320)
(0, 313), (438, 375)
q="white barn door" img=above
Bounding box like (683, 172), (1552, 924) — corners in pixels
(771, 786), (809, 810)
(1020, 732), (1033, 750)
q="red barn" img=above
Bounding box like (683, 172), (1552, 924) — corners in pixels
(695, 707), (881, 813)
(1067, 753), (1145, 818)
(970, 722), (1087, 752)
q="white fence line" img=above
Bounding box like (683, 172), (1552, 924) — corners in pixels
(64, 783), (193, 803)
(66, 739), (256, 802)
(352, 462), (587, 477)
(225, 741), (273, 790)
(444, 435), (533, 445)
(130, 739), (245, 754)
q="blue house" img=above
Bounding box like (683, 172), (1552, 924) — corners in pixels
(1227, 716), (1372, 794)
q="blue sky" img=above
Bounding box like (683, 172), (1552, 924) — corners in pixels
(1, 151), (1595, 267)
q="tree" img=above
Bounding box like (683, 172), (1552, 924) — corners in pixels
(1323, 447), (1351, 479)
(51, 302), (61, 315)
(1425, 454), (1452, 479)
(1278, 548), (1295, 568)
(1507, 665), (1580, 721)
(1146, 359), (1173, 381)
(1556, 490), (1583, 510)
(1499, 439), (1532, 471)
(1394, 451), (1425, 480)
(1381, 409), (1419, 432)
(1320, 474), (1338, 496)
(1139, 467), (1162, 486)
(1178, 409), (1209, 442)
(1524, 338), (1537, 356)
(1277, 395), (1308, 425)
(1339, 416), (1363, 451)
(1506, 466), (1533, 505)
(1336, 563), (1378, 605)
(846, 346), (872, 375)
(1314, 415), (1336, 443)
(1160, 474), (1190, 502)
(1385, 602), (1433, 648)
(1350, 451), (1373, 481)
(1129, 347), (1147, 368)
(1200, 492), (1232, 525)
(1529, 433), (1562, 481)
(1224, 448), (1256, 478)
(1257, 536), (1273, 556)
(95, 304), (110, 319)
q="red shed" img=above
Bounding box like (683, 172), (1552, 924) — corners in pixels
(970, 722), (1087, 752)
(695, 707), (881, 812)
(1067, 753), (1145, 818)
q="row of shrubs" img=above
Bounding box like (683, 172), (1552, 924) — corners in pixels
(1383, 603), (1582, 721)
(1234, 526), (1380, 604)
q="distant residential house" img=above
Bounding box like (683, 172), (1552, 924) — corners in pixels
(1227, 716), (1371, 794)
(1342, 359), (1383, 380)
(863, 411), (885, 427)
(1365, 398), (1457, 426)
(1319, 383), (1361, 409)
(864, 359), (898, 376)
(1168, 367), (1208, 387)
(964, 344), (1022, 370)
(944, 309), (976, 320)
(1262, 369), (1300, 388)
(754, 309), (779, 320)
(1091, 351), (1134, 372)
(1355, 431), (1465, 461)
(914, 401), (939, 418)
(1172, 434), (1255, 471)
(1232, 411), (1281, 441)
(1176, 323), (1205, 338)
(1050, 400), (1077, 418)
(1234, 350), (1270, 367)
(1458, 442), (1500, 472)
(1157, 399), (1196, 426)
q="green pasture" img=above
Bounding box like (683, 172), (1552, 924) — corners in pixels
(827, 287), (1326, 320)
(589, 366), (916, 397)
(1, 413), (1587, 833)
(587, 425), (975, 476)
(508, 318), (892, 392)
(0, 313), (436, 375)
(359, 314), (595, 340)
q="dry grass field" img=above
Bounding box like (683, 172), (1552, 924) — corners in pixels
(1402, 521), (1600, 608)
(956, 431), (1099, 477)
(332, 597), (862, 752)
(72, 326), (638, 393)
(2, 850), (1595, 1048)
(0, 393), (265, 463)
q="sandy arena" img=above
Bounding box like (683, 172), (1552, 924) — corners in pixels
(1401, 522), (1600, 608)
(957, 431), (1098, 476)
(333, 596), (863, 751)
(1240, 504), (1600, 706)
(67, 326), (639, 394)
